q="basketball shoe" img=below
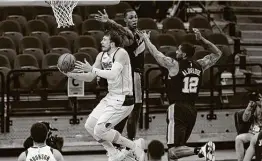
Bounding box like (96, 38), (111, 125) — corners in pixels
(131, 138), (145, 161)
(198, 141), (215, 161)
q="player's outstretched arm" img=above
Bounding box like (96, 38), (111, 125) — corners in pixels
(194, 28), (222, 71)
(94, 9), (134, 46)
(91, 48), (127, 80)
(65, 53), (103, 82)
(243, 133), (258, 161)
(136, 30), (179, 76)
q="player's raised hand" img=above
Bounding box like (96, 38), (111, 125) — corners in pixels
(94, 9), (109, 23)
(192, 28), (202, 40)
(75, 58), (92, 72)
(136, 30), (151, 40)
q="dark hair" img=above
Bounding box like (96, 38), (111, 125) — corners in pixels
(104, 30), (121, 47)
(30, 122), (48, 143)
(124, 8), (136, 18)
(181, 43), (195, 58)
(148, 140), (165, 159)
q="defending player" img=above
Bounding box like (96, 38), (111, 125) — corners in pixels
(59, 30), (145, 161)
(136, 28), (222, 161)
(18, 122), (64, 161)
(95, 9), (145, 140)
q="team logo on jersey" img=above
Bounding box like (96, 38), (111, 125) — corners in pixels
(102, 61), (112, 70)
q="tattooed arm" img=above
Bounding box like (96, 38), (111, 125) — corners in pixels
(193, 29), (222, 71)
(94, 9), (134, 46)
(137, 31), (179, 76)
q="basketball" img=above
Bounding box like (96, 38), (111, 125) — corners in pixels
(57, 53), (76, 73)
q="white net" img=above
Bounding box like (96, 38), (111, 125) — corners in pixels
(45, 0), (79, 28)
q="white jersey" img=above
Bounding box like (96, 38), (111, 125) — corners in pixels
(25, 145), (56, 161)
(100, 47), (133, 95)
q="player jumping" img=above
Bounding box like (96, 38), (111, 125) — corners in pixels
(58, 30), (145, 161)
(136, 28), (222, 161)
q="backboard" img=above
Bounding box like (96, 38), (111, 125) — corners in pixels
(0, 0), (120, 6)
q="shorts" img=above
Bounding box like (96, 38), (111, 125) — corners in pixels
(167, 102), (197, 148)
(90, 93), (135, 127)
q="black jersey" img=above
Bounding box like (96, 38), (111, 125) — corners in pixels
(125, 32), (145, 73)
(166, 59), (203, 105)
(255, 132), (262, 161)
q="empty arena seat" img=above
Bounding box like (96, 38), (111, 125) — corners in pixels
(36, 14), (57, 35)
(82, 19), (104, 34)
(165, 51), (177, 60)
(23, 49), (44, 68)
(0, 36), (16, 50)
(182, 33), (199, 45)
(48, 35), (70, 53)
(166, 29), (187, 45)
(138, 18), (158, 30)
(0, 54), (11, 69)
(162, 17), (185, 32)
(0, 55), (12, 92)
(157, 34), (177, 49)
(113, 2), (132, 17)
(74, 52), (94, 64)
(30, 31), (50, 53)
(75, 35), (98, 52)
(86, 6), (106, 19)
(0, 49), (16, 68)
(207, 33), (229, 45)
(189, 15), (212, 30)
(77, 47), (99, 62)
(14, 54), (41, 90)
(0, 66), (11, 92)
(144, 64), (165, 90)
(50, 49), (71, 56)
(159, 46), (177, 56)
(6, 15), (27, 35)
(3, 32), (23, 52)
(42, 53), (66, 89)
(114, 18), (126, 27)
(0, 20), (22, 34)
(27, 19), (49, 33)
(144, 50), (158, 64)
(2, 7), (25, 19)
(58, 31), (79, 52)
(198, 28), (213, 38)
(85, 30), (104, 49)
(20, 36), (43, 53)
(194, 45), (205, 53)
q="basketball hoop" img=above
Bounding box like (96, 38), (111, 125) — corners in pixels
(45, 0), (79, 28)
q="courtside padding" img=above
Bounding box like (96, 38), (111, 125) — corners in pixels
(0, 109), (238, 152)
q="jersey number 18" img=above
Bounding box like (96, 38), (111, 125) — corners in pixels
(182, 77), (199, 93)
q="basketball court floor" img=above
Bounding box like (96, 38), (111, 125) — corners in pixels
(0, 149), (236, 161)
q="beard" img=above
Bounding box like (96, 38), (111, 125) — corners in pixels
(102, 46), (111, 52)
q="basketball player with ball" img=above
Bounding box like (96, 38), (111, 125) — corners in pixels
(57, 30), (145, 161)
